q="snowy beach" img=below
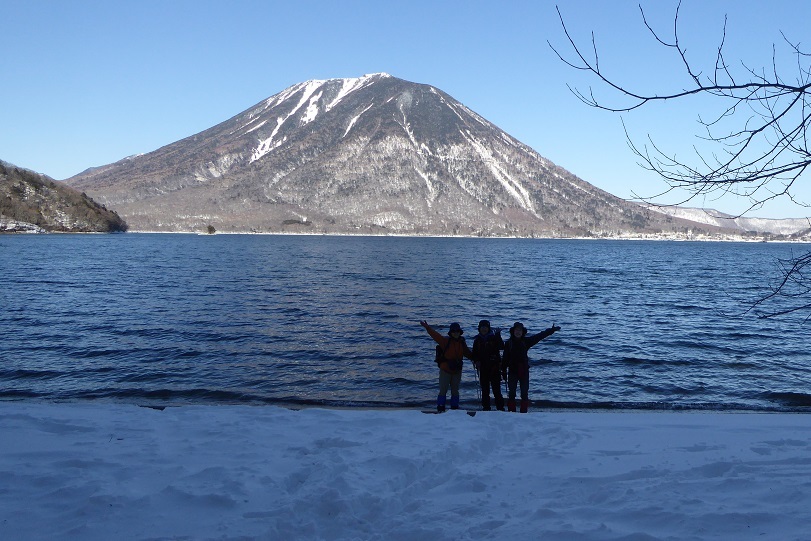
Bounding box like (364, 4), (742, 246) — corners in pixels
(1, 402), (809, 540)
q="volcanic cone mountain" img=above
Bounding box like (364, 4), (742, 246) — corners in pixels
(66, 73), (716, 236)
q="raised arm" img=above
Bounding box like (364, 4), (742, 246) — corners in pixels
(419, 320), (445, 345)
(526, 324), (561, 348)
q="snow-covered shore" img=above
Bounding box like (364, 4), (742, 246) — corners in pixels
(1, 402), (809, 540)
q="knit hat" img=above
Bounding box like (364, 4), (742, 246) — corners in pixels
(510, 321), (527, 337)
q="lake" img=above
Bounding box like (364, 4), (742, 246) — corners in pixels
(1, 233), (809, 411)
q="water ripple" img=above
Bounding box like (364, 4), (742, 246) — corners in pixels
(1, 235), (809, 411)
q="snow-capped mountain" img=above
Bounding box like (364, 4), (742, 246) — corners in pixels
(640, 204), (810, 237)
(65, 73), (732, 236)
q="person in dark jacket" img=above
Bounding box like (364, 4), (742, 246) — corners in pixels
(502, 321), (561, 413)
(420, 320), (473, 412)
(471, 320), (505, 411)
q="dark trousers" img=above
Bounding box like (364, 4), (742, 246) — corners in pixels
(480, 367), (504, 411)
(507, 366), (530, 409)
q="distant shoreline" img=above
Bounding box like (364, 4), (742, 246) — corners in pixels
(4, 223), (810, 243)
(96, 229), (811, 243)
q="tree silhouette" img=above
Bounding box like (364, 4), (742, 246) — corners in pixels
(551, 2), (811, 319)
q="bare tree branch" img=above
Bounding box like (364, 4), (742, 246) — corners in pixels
(749, 252), (811, 320)
(551, 3), (811, 318)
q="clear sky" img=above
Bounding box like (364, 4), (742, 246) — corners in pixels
(3, 0), (810, 219)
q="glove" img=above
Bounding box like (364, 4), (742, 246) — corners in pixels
(552, 325), (561, 332)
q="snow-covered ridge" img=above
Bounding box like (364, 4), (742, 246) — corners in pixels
(641, 204), (811, 235)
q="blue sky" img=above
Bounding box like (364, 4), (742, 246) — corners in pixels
(3, 0), (810, 219)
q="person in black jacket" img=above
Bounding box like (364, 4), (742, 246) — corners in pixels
(502, 321), (561, 413)
(471, 320), (505, 411)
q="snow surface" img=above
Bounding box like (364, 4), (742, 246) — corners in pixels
(1, 402), (809, 540)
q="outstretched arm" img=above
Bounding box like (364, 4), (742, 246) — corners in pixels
(526, 324), (561, 348)
(419, 320), (444, 345)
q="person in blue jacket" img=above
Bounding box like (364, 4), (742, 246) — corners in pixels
(502, 321), (560, 413)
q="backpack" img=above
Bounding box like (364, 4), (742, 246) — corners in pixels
(435, 344), (445, 366)
(475, 332), (503, 366)
(436, 338), (464, 372)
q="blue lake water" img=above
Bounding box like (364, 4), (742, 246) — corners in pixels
(1, 233), (810, 411)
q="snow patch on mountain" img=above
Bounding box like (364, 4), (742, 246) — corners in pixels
(232, 113), (265, 136)
(291, 80), (325, 122)
(415, 167), (437, 205)
(250, 75), (394, 162)
(262, 81), (309, 111)
(456, 102), (491, 130)
(251, 81), (325, 163)
(397, 114), (418, 147)
(439, 93), (491, 132)
(251, 127), (285, 163)
(327, 73), (389, 111)
(195, 154), (242, 182)
(343, 104), (374, 138)
(242, 119), (268, 135)
(459, 129), (536, 216)
(301, 91), (323, 126)
(444, 100), (468, 126)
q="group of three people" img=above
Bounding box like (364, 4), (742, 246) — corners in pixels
(419, 319), (561, 413)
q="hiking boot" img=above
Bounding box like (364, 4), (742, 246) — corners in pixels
(437, 394), (446, 412)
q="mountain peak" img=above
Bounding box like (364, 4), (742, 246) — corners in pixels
(273, 72), (394, 110)
(301, 72), (392, 85)
(63, 75), (740, 237)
